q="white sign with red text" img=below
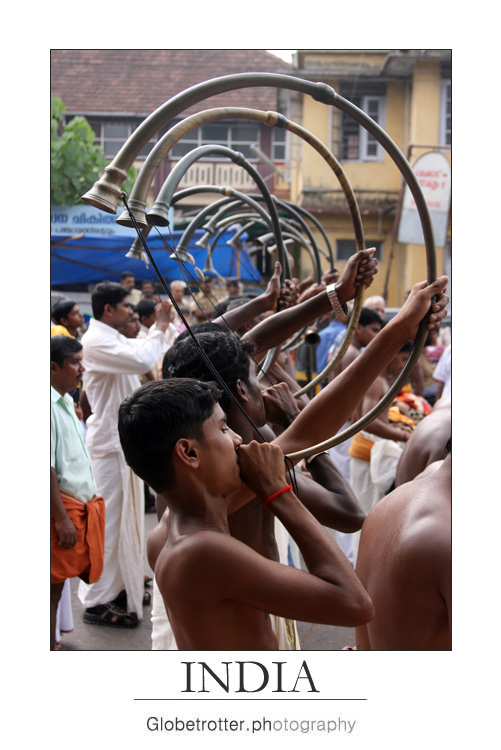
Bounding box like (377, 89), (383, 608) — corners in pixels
(397, 151), (451, 246)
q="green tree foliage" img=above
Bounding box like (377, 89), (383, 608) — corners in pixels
(51, 97), (136, 206)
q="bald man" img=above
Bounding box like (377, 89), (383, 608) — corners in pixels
(395, 396), (451, 486)
(355, 438), (451, 650)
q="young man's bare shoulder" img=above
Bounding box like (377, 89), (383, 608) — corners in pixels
(154, 530), (254, 599)
(374, 479), (450, 578)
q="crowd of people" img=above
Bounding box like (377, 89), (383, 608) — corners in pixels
(51, 256), (451, 651)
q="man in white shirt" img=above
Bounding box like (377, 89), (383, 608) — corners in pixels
(78, 281), (173, 627)
(169, 280), (195, 331)
(120, 271), (143, 306)
(433, 344), (451, 400)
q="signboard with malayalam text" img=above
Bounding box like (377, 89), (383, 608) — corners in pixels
(397, 151), (451, 246)
(50, 204), (174, 237)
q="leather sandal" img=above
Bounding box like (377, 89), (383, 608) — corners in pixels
(83, 603), (138, 628)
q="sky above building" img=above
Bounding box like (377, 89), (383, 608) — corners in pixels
(267, 50), (296, 63)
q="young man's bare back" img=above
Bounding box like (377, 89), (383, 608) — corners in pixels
(355, 449), (451, 650)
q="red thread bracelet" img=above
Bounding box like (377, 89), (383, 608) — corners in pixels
(263, 484), (292, 509)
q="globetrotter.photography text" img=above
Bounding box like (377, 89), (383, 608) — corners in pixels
(146, 716), (357, 735)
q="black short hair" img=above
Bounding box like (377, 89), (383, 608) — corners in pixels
(399, 340), (414, 354)
(120, 271), (134, 281)
(358, 307), (384, 328)
(91, 282), (130, 320)
(51, 335), (83, 367)
(135, 299), (157, 320)
(161, 327), (255, 413)
(175, 321), (229, 341)
(118, 378), (222, 493)
(52, 299), (78, 325)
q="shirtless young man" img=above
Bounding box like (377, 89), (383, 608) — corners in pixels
(163, 330), (365, 543)
(350, 342), (414, 449)
(161, 250), (381, 566)
(355, 439), (451, 650)
(161, 325), (364, 649)
(119, 275), (449, 649)
(118, 378), (374, 650)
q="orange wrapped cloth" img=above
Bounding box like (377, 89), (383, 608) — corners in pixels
(395, 391), (432, 416)
(348, 432), (375, 462)
(51, 493), (105, 584)
(388, 406), (415, 428)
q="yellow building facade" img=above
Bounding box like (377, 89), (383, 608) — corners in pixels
(278, 50), (451, 307)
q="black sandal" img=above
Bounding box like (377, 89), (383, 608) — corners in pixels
(83, 603), (138, 628)
(111, 589), (151, 608)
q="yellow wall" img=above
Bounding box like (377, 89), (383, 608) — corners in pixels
(290, 52), (450, 305)
(299, 80), (405, 194)
(409, 61), (442, 147)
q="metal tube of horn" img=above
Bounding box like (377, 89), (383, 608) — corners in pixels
(147, 144), (291, 282)
(82, 73), (338, 214)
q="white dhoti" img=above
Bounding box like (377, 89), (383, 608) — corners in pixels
(78, 450), (145, 619)
(328, 423), (353, 482)
(55, 579), (74, 643)
(329, 423), (355, 565)
(349, 435), (386, 565)
(151, 578), (177, 650)
(271, 614), (299, 650)
(273, 517), (300, 649)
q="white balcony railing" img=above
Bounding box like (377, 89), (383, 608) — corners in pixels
(177, 162), (256, 191)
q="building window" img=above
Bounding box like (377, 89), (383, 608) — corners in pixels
(440, 78), (451, 146)
(333, 86), (386, 162)
(87, 118), (157, 158)
(170, 120), (260, 161)
(271, 128), (287, 161)
(336, 240), (382, 262)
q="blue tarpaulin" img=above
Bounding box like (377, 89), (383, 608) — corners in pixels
(50, 228), (262, 287)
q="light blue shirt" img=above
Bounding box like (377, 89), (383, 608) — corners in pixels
(316, 320), (346, 372)
(51, 386), (97, 502)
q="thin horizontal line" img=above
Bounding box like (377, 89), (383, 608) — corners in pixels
(134, 697), (367, 701)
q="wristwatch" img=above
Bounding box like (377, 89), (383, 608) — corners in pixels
(326, 283), (348, 319)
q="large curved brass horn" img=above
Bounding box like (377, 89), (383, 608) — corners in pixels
(85, 73), (436, 462)
(82, 73), (346, 214)
(175, 199), (325, 291)
(83, 72), (435, 298)
(286, 201), (336, 268)
(113, 104), (361, 292)
(83, 73), (435, 276)
(148, 145), (291, 282)
(264, 201), (331, 357)
(271, 197), (331, 265)
(110, 103), (366, 372)
(171, 192), (284, 275)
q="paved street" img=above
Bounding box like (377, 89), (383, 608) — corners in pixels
(58, 509), (356, 652)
